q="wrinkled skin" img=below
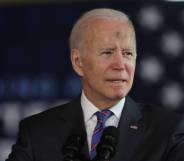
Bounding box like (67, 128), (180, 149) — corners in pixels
(71, 19), (136, 109)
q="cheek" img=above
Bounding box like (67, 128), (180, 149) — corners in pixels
(128, 63), (136, 79)
(82, 60), (100, 79)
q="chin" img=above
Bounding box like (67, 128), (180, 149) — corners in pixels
(109, 92), (126, 101)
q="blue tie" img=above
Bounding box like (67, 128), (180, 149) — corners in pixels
(90, 110), (113, 159)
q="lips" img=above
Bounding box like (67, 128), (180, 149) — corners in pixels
(106, 78), (127, 83)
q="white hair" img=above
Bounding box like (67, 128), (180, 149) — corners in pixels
(69, 8), (136, 52)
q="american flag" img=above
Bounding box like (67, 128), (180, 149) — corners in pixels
(131, 3), (184, 111)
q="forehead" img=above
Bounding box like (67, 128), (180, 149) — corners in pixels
(85, 19), (135, 45)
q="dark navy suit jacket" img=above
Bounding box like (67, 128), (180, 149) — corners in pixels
(6, 96), (184, 161)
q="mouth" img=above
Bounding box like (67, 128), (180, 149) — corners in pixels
(106, 79), (127, 83)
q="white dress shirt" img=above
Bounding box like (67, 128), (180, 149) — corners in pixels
(81, 91), (125, 151)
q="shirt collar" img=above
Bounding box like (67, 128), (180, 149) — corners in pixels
(81, 91), (125, 123)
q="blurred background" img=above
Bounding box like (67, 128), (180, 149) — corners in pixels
(0, 0), (183, 160)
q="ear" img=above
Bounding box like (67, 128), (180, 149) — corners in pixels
(70, 49), (84, 77)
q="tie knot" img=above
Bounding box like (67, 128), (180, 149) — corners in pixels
(95, 110), (113, 122)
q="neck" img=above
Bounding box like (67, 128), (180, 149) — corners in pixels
(83, 91), (121, 110)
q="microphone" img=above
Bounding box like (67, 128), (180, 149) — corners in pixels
(62, 133), (85, 161)
(94, 126), (119, 161)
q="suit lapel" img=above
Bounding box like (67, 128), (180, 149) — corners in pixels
(57, 96), (145, 161)
(58, 97), (90, 160)
(112, 96), (145, 161)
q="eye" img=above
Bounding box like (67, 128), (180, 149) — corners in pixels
(101, 51), (113, 55)
(122, 51), (134, 58)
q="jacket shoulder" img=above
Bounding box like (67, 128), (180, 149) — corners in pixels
(138, 103), (182, 128)
(21, 97), (81, 127)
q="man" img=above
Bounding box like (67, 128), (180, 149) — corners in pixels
(6, 8), (184, 161)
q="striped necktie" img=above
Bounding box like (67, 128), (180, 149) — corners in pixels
(90, 110), (113, 159)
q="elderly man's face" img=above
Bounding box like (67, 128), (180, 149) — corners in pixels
(71, 19), (136, 109)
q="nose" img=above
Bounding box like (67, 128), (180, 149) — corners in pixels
(111, 50), (125, 70)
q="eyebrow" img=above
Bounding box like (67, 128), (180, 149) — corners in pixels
(121, 48), (134, 51)
(100, 48), (116, 51)
(100, 47), (134, 51)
